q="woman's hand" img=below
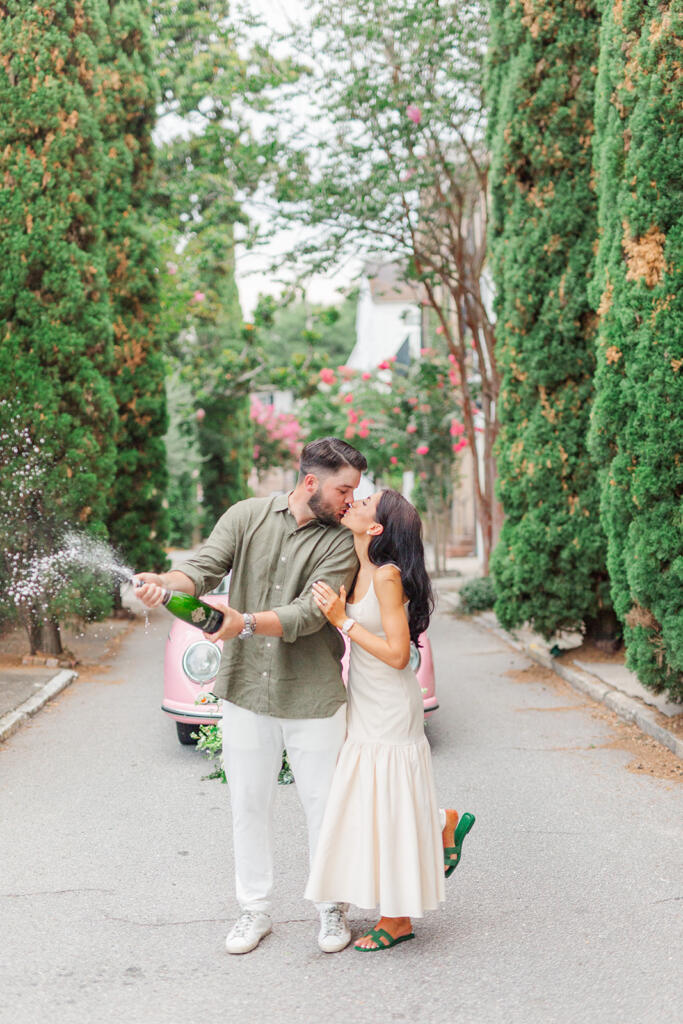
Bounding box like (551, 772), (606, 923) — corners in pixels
(311, 580), (347, 628)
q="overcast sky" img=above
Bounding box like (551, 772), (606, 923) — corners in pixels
(233, 0), (360, 315)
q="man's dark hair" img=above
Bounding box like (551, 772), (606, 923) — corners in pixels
(298, 437), (367, 479)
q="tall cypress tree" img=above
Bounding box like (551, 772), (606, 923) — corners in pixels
(589, 0), (683, 696)
(152, 1), (253, 532)
(0, 0), (117, 652)
(99, 1), (169, 573)
(487, 0), (611, 639)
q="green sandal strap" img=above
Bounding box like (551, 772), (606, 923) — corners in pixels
(354, 927), (415, 951)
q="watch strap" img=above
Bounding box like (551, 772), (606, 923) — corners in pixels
(238, 612), (256, 639)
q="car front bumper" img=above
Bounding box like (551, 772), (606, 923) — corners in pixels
(161, 702), (222, 724)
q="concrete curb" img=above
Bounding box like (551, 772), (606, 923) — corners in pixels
(0, 669), (77, 744)
(468, 612), (683, 762)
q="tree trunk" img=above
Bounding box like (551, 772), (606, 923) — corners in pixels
(38, 616), (63, 656)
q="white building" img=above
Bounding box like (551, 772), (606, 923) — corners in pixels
(347, 261), (425, 371)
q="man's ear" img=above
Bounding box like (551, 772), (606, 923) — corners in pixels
(304, 473), (319, 494)
(367, 522), (384, 536)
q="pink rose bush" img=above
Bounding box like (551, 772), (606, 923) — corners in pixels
(250, 396), (303, 480)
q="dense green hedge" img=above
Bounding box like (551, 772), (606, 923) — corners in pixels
(0, 0), (118, 647)
(589, 0), (683, 696)
(487, 0), (610, 639)
(100, 1), (169, 574)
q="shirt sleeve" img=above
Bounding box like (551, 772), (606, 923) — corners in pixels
(273, 532), (359, 644)
(174, 504), (239, 597)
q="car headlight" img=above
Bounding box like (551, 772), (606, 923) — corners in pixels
(409, 643), (422, 672)
(182, 641), (221, 683)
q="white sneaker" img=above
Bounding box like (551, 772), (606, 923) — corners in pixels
(225, 910), (272, 954)
(318, 905), (351, 953)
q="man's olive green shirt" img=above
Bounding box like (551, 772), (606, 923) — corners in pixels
(175, 494), (359, 719)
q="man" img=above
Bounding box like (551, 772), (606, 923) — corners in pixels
(135, 437), (367, 954)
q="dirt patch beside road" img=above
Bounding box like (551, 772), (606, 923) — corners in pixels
(506, 663), (683, 783)
(0, 616), (139, 673)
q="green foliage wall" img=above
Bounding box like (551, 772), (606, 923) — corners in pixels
(0, 3), (117, 542)
(487, 0), (610, 638)
(153, 0), (256, 533)
(0, 0), (118, 646)
(589, 0), (683, 696)
(100, 0), (169, 573)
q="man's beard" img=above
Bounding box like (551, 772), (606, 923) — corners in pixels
(308, 487), (340, 527)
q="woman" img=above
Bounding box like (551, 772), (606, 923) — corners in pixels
(306, 489), (475, 951)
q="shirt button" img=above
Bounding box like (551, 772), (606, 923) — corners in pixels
(262, 671), (267, 677)
(281, 556), (286, 562)
(275, 584), (281, 590)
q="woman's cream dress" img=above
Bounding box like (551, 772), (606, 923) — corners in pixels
(305, 578), (445, 918)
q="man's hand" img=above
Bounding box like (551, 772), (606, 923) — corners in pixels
(203, 605), (247, 642)
(132, 572), (166, 608)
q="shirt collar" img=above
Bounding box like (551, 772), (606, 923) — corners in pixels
(272, 491), (328, 530)
(273, 492), (291, 512)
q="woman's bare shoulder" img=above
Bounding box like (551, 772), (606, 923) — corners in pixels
(375, 562), (402, 582)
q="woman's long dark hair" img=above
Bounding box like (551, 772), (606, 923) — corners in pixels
(368, 489), (434, 646)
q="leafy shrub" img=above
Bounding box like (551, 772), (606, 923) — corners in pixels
(459, 577), (497, 615)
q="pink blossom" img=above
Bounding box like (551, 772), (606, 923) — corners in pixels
(377, 360), (391, 370)
(392, 406), (401, 414)
(253, 445), (260, 459)
(344, 425), (355, 439)
(195, 408), (205, 422)
(166, 261), (178, 275)
(379, 437), (386, 444)
(421, 347), (435, 358)
(358, 427), (370, 438)
(450, 421), (465, 436)
(416, 444), (429, 455)
(453, 439), (468, 453)
(337, 365), (355, 379)
(348, 410), (358, 424)
(362, 372), (372, 380)
(448, 368), (459, 386)
(436, 325), (445, 335)
(408, 397), (418, 407)
(390, 456), (398, 465)
(448, 353), (456, 364)
(406, 423), (417, 434)
(192, 290), (206, 303)
(319, 368), (336, 385)
(419, 404), (431, 413)
(343, 394), (354, 404)
(406, 104), (422, 124)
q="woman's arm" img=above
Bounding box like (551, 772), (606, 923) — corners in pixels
(311, 565), (411, 670)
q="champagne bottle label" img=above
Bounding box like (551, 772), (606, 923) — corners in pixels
(159, 590), (225, 634)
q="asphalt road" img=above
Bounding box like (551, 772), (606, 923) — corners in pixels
(1, 607), (681, 1024)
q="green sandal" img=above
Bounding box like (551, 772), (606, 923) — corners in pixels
(354, 928), (415, 952)
(444, 811), (476, 877)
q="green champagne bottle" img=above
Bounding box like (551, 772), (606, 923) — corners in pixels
(160, 589), (224, 634)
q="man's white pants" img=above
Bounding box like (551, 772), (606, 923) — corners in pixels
(220, 699), (347, 916)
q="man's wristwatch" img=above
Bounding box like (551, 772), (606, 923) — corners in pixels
(340, 617), (356, 636)
(238, 612), (256, 639)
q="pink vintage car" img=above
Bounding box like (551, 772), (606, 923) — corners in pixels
(162, 578), (438, 745)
